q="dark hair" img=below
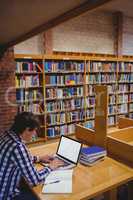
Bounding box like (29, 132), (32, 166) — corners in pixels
(10, 112), (39, 135)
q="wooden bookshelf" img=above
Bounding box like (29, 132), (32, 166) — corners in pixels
(14, 53), (133, 142)
(15, 56), (46, 142)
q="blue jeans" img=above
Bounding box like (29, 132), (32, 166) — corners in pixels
(14, 191), (39, 200)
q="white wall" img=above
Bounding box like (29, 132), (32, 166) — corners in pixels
(52, 11), (115, 54)
(123, 16), (133, 55)
(14, 34), (43, 54)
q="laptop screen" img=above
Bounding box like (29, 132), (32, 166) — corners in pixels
(56, 136), (82, 165)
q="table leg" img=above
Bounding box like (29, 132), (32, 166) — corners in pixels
(104, 188), (117, 200)
(128, 181), (133, 200)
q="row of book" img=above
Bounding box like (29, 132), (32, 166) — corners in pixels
(16, 89), (43, 102)
(129, 103), (133, 111)
(118, 74), (133, 82)
(109, 96), (133, 104)
(47, 111), (85, 126)
(47, 124), (75, 137)
(108, 116), (116, 125)
(108, 104), (128, 114)
(118, 62), (133, 72)
(129, 94), (133, 101)
(87, 62), (116, 72)
(45, 74), (84, 85)
(79, 146), (107, 166)
(45, 61), (84, 72)
(86, 109), (95, 119)
(86, 74), (116, 84)
(118, 84), (129, 92)
(85, 97), (95, 107)
(87, 62), (133, 72)
(18, 104), (42, 114)
(46, 99), (84, 112)
(84, 116), (116, 127)
(118, 104), (128, 114)
(108, 105), (116, 115)
(109, 95), (116, 104)
(46, 87), (83, 99)
(16, 61), (133, 74)
(117, 94), (128, 103)
(86, 85), (95, 96)
(16, 62), (42, 73)
(15, 75), (40, 88)
(45, 85), (133, 101)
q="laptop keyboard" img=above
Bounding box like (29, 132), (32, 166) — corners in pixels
(54, 156), (71, 167)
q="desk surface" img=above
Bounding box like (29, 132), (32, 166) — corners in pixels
(29, 142), (133, 200)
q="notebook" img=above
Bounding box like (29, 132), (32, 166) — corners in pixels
(45, 136), (82, 170)
(42, 169), (73, 193)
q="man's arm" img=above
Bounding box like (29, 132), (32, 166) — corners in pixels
(12, 143), (52, 186)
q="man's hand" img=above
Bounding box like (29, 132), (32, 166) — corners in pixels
(49, 158), (64, 170)
(39, 155), (54, 163)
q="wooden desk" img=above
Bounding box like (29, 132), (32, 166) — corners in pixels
(29, 142), (133, 200)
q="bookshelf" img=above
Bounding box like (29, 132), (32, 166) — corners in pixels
(15, 54), (46, 142)
(44, 55), (86, 138)
(14, 53), (133, 142)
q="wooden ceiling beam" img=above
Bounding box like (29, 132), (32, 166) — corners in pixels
(3, 0), (112, 49)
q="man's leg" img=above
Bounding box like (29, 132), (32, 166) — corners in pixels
(14, 190), (39, 200)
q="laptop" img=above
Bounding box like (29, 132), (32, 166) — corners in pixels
(52, 136), (82, 170)
(41, 136), (82, 169)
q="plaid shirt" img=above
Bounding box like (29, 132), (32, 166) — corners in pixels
(0, 131), (51, 200)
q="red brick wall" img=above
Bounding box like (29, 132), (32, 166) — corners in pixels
(0, 48), (17, 133)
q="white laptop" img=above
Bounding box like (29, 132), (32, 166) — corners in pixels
(41, 136), (82, 169)
(53, 136), (82, 170)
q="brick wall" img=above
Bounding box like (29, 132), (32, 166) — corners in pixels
(123, 16), (133, 55)
(52, 11), (115, 54)
(0, 48), (17, 133)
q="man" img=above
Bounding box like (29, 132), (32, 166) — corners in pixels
(0, 112), (63, 200)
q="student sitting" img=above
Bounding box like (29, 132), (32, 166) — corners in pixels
(0, 112), (63, 200)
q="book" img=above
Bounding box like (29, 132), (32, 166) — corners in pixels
(80, 146), (106, 157)
(80, 152), (107, 162)
(80, 156), (105, 166)
(42, 170), (73, 193)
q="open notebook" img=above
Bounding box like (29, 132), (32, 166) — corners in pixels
(42, 170), (73, 193)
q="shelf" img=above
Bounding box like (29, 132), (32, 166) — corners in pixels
(45, 83), (84, 88)
(46, 95), (83, 101)
(15, 53), (133, 141)
(45, 71), (84, 74)
(17, 99), (43, 104)
(16, 86), (43, 89)
(16, 72), (42, 75)
(47, 119), (85, 127)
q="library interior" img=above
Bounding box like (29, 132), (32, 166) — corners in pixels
(0, 0), (133, 200)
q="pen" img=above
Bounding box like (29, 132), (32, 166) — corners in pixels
(45, 180), (60, 185)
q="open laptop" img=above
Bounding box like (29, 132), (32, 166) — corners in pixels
(41, 136), (82, 170)
(54, 136), (82, 170)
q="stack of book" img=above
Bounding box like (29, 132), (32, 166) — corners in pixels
(79, 146), (107, 166)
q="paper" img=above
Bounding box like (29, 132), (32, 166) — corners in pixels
(42, 170), (73, 193)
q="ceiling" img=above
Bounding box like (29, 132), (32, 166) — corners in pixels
(0, 0), (133, 50)
(99, 0), (133, 16)
(0, 0), (112, 49)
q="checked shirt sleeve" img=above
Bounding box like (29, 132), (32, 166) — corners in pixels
(12, 143), (52, 186)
